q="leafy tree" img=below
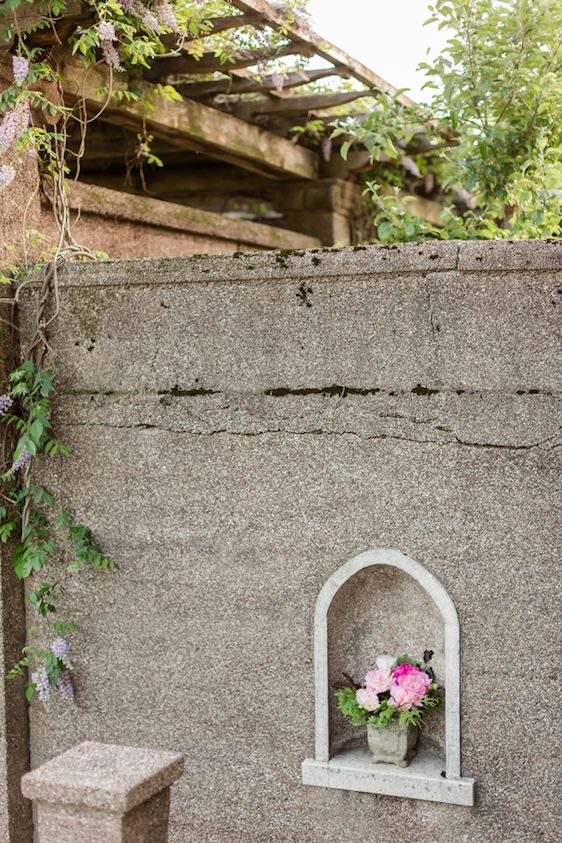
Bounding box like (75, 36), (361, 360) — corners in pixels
(338, 0), (562, 242)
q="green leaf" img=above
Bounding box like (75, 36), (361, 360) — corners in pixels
(0, 522), (16, 543)
(335, 687), (368, 727)
(29, 419), (45, 445)
(377, 221), (394, 241)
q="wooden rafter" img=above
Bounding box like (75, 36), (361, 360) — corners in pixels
(231, 89), (379, 119)
(145, 41), (315, 81)
(182, 13), (266, 40)
(0, 0), (84, 47)
(61, 57), (317, 180)
(229, 0), (414, 106)
(175, 66), (350, 99)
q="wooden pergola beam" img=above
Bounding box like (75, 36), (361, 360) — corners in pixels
(175, 66), (350, 99)
(0, 0), (85, 47)
(182, 13), (266, 39)
(230, 0), (415, 106)
(145, 41), (315, 81)
(231, 89), (378, 119)
(60, 57), (317, 180)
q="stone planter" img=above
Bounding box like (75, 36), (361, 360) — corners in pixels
(367, 721), (419, 767)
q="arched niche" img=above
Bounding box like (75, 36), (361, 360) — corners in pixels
(302, 548), (475, 805)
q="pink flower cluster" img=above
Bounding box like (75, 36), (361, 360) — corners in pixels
(355, 655), (432, 713)
(388, 664), (431, 711)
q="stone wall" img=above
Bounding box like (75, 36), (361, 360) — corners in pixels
(39, 182), (321, 260)
(14, 241), (562, 842)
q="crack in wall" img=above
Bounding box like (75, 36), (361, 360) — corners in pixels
(379, 413), (440, 425)
(426, 281), (440, 340)
(60, 386), (558, 399)
(157, 386), (220, 397)
(264, 385), (381, 397)
(60, 420), (561, 451)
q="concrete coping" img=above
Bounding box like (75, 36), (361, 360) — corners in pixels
(21, 741), (185, 814)
(37, 238), (562, 290)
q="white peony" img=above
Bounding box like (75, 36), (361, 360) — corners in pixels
(375, 654), (396, 672)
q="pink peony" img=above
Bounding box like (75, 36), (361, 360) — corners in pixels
(365, 667), (392, 694)
(356, 687), (380, 712)
(392, 662), (420, 681)
(388, 670), (431, 711)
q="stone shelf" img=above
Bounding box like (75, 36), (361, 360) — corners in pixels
(302, 746), (474, 805)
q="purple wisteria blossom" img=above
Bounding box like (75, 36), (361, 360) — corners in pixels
(155, 1), (179, 31)
(50, 637), (71, 667)
(120, 1), (172, 31)
(11, 447), (32, 472)
(101, 40), (121, 68)
(141, 9), (160, 30)
(0, 394), (14, 415)
(56, 670), (75, 703)
(12, 55), (30, 85)
(0, 100), (30, 154)
(31, 666), (51, 703)
(271, 72), (285, 94)
(98, 20), (116, 41)
(0, 165), (16, 192)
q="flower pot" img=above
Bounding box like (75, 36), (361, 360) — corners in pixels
(367, 721), (419, 767)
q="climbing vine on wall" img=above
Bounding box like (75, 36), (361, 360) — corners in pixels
(0, 0), (311, 705)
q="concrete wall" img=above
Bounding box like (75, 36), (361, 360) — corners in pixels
(39, 182), (321, 261)
(18, 240), (562, 842)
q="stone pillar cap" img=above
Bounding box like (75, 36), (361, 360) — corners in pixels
(22, 741), (184, 814)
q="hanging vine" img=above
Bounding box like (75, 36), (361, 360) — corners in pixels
(0, 0), (312, 705)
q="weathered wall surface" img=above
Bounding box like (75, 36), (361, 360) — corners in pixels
(37, 182), (321, 261)
(0, 59), (41, 267)
(0, 56), (35, 843)
(19, 241), (561, 842)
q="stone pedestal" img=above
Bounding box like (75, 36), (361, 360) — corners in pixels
(21, 741), (184, 843)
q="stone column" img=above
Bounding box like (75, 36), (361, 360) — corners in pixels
(272, 178), (363, 246)
(21, 741), (184, 843)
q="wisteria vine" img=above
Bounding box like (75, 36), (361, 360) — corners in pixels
(0, 0), (313, 706)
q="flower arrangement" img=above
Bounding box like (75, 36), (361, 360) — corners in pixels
(336, 651), (441, 730)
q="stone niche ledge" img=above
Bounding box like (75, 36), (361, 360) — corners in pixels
(302, 749), (474, 806)
(302, 548), (475, 807)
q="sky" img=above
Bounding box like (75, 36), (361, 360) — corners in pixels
(306, 1), (448, 102)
